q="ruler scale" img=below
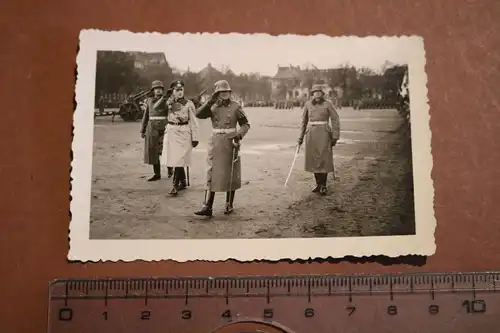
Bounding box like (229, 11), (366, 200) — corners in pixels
(48, 272), (500, 332)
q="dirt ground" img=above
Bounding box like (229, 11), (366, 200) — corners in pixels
(89, 107), (415, 239)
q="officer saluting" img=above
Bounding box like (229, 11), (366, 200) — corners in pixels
(140, 80), (174, 181)
(297, 84), (340, 195)
(194, 80), (250, 217)
(161, 80), (199, 196)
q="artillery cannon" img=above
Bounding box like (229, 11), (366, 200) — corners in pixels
(115, 89), (151, 122)
(113, 88), (207, 122)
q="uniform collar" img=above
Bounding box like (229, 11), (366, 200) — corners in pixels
(174, 97), (187, 104)
(312, 97), (325, 105)
(216, 98), (232, 107)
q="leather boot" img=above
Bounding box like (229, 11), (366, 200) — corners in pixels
(167, 167), (173, 179)
(177, 167), (187, 190)
(148, 164), (161, 181)
(195, 191), (215, 217)
(169, 170), (179, 196)
(224, 191), (235, 215)
(319, 173), (328, 196)
(312, 173), (321, 192)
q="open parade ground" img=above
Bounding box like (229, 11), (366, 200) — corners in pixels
(89, 106), (415, 240)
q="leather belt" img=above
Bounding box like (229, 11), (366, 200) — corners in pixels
(212, 128), (236, 134)
(309, 121), (328, 125)
(168, 121), (189, 126)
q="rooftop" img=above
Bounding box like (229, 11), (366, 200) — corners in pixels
(273, 65), (303, 79)
(130, 52), (167, 64)
(273, 65), (332, 80)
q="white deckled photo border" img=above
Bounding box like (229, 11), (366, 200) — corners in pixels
(69, 29), (435, 262)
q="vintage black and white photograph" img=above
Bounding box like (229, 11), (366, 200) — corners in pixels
(70, 31), (435, 261)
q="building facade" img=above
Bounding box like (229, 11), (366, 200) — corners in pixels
(132, 52), (168, 69)
(271, 65), (339, 101)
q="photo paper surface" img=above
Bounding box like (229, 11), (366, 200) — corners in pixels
(69, 30), (434, 261)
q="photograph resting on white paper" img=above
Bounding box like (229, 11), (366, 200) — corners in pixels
(69, 30), (435, 262)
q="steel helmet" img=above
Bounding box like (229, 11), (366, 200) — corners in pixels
(214, 80), (231, 93)
(311, 84), (324, 94)
(151, 80), (164, 89)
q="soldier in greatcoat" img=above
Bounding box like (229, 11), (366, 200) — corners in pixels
(98, 96), (105, 114)
(297, 84), (340, 195)
(194, 80), (250, 217)
(140, 80), (173, 181)
(161, 80), (200, 196)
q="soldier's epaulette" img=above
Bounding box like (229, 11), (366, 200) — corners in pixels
(230, 99), (242, 108)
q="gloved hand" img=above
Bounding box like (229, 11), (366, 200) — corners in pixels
(226, 132), (242, 141)
(165, 89), (175, 104)
(141, 133), (146, 139)
(165, 88), (174, 98)
(331, 139), (338, 147)
(297, 137), (303, 145)
(209, 92), (219, 104)
(192, 141), (199, 148)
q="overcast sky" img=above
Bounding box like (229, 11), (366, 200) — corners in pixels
(162, 34), (410, 76)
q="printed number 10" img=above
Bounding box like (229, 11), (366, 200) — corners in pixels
(463, 300), (486, 313)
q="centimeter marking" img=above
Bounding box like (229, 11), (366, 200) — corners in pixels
(50, 272), (500, 303)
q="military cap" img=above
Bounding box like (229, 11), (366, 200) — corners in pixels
(170, 80), (185, 89)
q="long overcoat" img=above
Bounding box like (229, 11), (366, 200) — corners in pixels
(161, 98), (199, 167)
(140, 96), (168, 165)
(196, 99), (250, 192)
(298, 98), (340, 173)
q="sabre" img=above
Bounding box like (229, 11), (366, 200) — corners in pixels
(228, 141), (240, 202)
(190, 89), (208, 108)
(284, 144), (301, 186)
(197, 89), (207, 99)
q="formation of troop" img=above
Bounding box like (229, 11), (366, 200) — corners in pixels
(139, 79), (339, 218)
